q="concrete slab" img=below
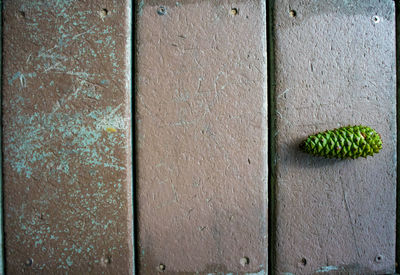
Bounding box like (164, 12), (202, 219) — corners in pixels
(135, 1), (268, 273)
(2, 1), (133, 273)
(273, 0), (396, 274)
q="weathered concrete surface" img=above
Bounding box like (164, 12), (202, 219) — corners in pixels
(273, 0), (396, 274)
(136, 1), (267, 273)
(2, 1), (133, 274)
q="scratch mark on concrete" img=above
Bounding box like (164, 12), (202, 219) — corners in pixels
(71, 25), (96, 40)
(26, 53), (32, 64)
(171, 184), (179, 202)
(277, 88), (291, 99)
(43, 61), (62, 73)
(340, 179), (361, 259)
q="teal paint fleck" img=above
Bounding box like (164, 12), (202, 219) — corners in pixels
(138, 0), (145, 16)
(58, 36), (70, 48)
(34, 239), (43, 247)
(50, 81), (55, 86)
(66, 256), (73, 267)
(8, 71), (22, 85)
(315, 266), (340, 273)
(90, 48), (97, 57)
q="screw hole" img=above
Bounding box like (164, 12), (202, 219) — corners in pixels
(230, 8), (238, 16)
(248, 158), (251, 164)
(100, 255), (112, 266)
(98, 8), (108, 19)
(157, 6), (167, 16)
(158, 263), (166, 271)
(19, 10), (26, 18)
(289, 10), (297, 18)
(301, 258), (307, 266)
(25, 258), (33, 267)
(240, 257), (250, 267)
(375, 254), (383, 263)
(372, 15), (380, 23)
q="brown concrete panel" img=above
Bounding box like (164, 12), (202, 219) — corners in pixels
(135, 1), (267, 274)
(273, 0), (396, 274)
(2, 1), (133, 274)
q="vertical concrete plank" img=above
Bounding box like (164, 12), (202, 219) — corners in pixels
(2, 1), (133, 274)
(136, 1), (267, 274)
(273, 0), (396, 274)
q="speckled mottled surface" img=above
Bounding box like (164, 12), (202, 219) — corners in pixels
(136, 1), (267, 274)
(2, 0), (133, 273)
(272, 0), (396, 274)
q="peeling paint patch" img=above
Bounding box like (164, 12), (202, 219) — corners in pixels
(5, 106), (128, 178)
(8, 71), (37, 88)
(315, 266), (341, 273)
(100, 79), (109, 85)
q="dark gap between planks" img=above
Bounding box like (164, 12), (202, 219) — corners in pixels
(267, 0), (277, 274)
(133, 1), (139, 275)
(396, 1), (400, 274)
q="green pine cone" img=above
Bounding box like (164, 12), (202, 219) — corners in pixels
(300, 125), (382, 159)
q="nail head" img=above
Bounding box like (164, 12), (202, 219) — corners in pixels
(240, 257), (250, 267)
(25, 258), (33, 267)
(375, 254), (383, 263)
(301, 258), (307, 266)
(159, 263), (166, 271)
(372, 15), (380, 23)
(157, 6), (167, 16)
(230, 8), (238, 16)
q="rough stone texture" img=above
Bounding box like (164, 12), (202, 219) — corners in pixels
(2, 1), (133, 274)
(273, 0), (396, 274)
(135, 1), (267, 274)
